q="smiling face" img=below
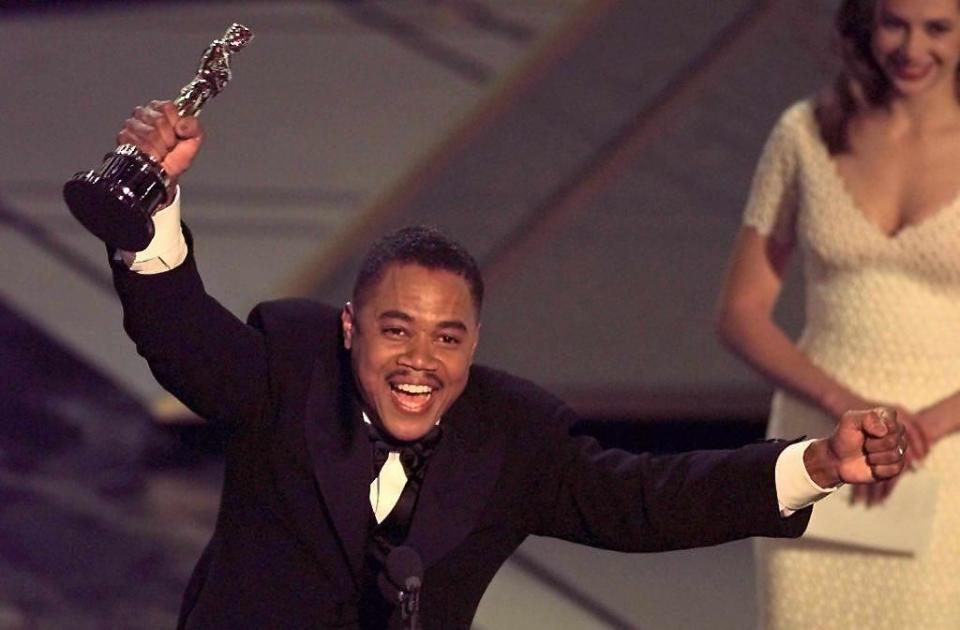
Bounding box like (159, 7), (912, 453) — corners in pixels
(342, 263), (480, 442)
(871, 0), (960, 97)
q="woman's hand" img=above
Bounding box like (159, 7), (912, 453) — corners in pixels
(851, 476), (900, 507)
(916, 402), (956, 448)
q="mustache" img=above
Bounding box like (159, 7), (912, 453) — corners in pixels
(386, 370), (443, 389)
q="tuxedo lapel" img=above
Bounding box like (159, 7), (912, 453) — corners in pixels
(302, 351), (371, 585)
(404, 384), (505, 569)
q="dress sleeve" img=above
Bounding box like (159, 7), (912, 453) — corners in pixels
(742, 103), (804, 244)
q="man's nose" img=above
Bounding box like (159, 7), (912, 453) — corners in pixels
(399, 335), (438, 370)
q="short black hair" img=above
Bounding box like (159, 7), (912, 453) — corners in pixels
(352, 225), (484, 315)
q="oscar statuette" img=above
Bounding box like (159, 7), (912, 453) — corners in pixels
(63, 23), (254, 251)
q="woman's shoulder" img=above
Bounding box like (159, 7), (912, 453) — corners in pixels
(773, 98), (818, 138)
(759, 97), (826, 160)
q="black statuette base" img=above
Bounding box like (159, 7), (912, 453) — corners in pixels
(63, 145), (168, 251)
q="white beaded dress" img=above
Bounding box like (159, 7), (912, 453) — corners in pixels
(743, 100), (960, 630)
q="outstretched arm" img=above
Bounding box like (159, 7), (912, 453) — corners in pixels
(108, 101), (268, 430)
(532, 403), (905, 552)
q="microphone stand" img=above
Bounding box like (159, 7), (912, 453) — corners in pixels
(399, 576), (421, 630)
(379, 545), (423, 630)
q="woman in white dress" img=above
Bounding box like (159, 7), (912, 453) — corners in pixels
(715, 0), (960, 627)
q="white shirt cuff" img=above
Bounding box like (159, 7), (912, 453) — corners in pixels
(113, 186), (188, 274)
(775, 439), (840, 516)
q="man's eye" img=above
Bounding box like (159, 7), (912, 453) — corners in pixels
(437, 334), (461, 346)
(927, 22), (952, 35)
(382, 327), (406, 338)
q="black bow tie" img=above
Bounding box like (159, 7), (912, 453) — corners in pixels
(368, 422), (443, 479)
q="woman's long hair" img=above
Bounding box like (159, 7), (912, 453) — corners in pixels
(816, 0), (891, 153)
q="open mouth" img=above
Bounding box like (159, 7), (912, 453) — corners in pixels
(389, 381), (437, 413)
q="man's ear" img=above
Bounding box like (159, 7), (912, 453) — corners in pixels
(341, 302), (355, 350)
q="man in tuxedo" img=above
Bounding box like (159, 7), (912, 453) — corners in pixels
(105, 101), (907, 629)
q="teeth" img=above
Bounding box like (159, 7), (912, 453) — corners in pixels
(393, 383), (432, 395)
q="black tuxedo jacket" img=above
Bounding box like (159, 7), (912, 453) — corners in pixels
(111, 241), (809, 629)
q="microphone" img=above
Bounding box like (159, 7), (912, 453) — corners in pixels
(378, 546), (423, 630)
